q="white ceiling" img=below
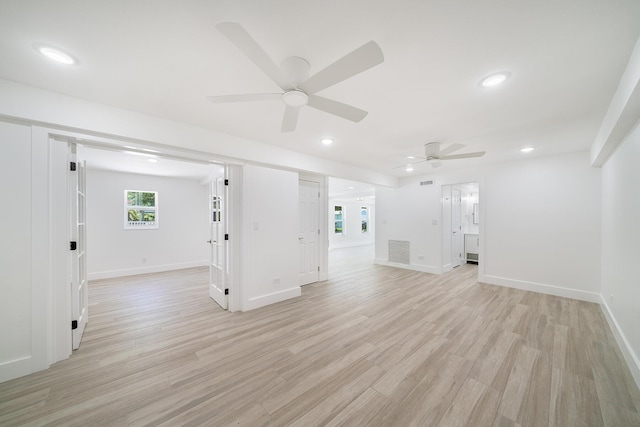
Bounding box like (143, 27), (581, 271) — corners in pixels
(1, 1), (639, 178)
(81, 146), (219, 180)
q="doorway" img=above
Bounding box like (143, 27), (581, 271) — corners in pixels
(442, 182), (480, 272)
(62, 139), (236, 350)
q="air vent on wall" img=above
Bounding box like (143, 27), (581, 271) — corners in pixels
(420, 180), (434, 186)
(388, 240), (410, 264)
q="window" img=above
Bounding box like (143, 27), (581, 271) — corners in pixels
(334, 206), (343, 234)
(361, 206), (369, 233)
(125, 190), (158, 229)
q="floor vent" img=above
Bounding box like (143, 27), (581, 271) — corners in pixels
(388, 240), (410, 264)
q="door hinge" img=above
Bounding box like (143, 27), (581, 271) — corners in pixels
(317, 266), (320, 272)
(71, 320), (78, 330)
(318, 229), (320, 235)
(318, 192), (320, 197)
(224, 234), (229, 241)
(70, 241), (77, 251)
(70, 161), (77, 171)
(224, 289), (229, 295)
(224, 179), (229, 186)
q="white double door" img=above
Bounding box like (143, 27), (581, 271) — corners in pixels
(70, 143), (88, 350)
(209, 170), (228, 309)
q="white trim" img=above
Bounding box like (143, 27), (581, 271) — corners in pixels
(599, 296), (640, 389)
(329, 241), (375, 250)
(88, 260), (208, 280)
(478, 274), (601, 303)
(0, 356), (32, 383)
(244, 287), (301, 311)
(374, 258), (441, 275)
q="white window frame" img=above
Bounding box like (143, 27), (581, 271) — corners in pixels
(124, 190), (159, 229)
(361, 206), (369, 233)
(334, 205), (344, 235)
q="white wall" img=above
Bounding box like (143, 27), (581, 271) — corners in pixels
(329, 201), (375, 249)
(0, 79), (398, 189)
(376, 151), (602, 301)
(600, 123), (640, 385)
(86, 169), (209, 279)
(242, 165), (300, 310)
(0, 121), (33, 381)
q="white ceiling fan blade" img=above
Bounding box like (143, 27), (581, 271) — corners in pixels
(438, 143), (465, 157)
(281, 106), (300, 132)
(393, 159), (427, 169)
(307, 95), (368, 122)
(440, 151), (486, 160)
(207, 93), (281, 103)
(300, 41), (384, 94)
(215, 22), (291, 90)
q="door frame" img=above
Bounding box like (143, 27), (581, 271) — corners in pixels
(299, 173), (329, 282)
(298, 179), (320, 285)
(439, 179), (484, 280)
(47, 130), (244, 362)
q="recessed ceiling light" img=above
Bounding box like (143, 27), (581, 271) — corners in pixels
(321, 138), (333, 145)
(347, 186), (355, 189)
(407, 156), (416, 159)
(520, 147), (534, 153)
(34, 44), (76, 65)
(480, 72), (510, 88)
(147, 158), (159, 163)
(405, 165), (414, 172)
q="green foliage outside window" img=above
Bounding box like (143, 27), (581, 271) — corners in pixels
(125, 190), (158, 228)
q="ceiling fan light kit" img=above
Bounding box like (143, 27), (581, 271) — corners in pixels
(282, 90), (309, 107)
(209, 22), (384, 132)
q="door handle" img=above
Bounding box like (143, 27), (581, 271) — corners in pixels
(298, 237), (304, 240)
(207, 240), (216, 244)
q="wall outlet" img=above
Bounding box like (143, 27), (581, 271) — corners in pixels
(142, 257), (147, 264)
(272, 277), (280, 284)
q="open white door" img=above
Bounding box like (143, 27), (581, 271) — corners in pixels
(299, 180), (319, 285)
(452, 188), (462, 267)
(70, 144), (88, 349)
(209, 170), (228, 309)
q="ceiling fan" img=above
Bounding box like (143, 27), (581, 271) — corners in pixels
(208, 22), (384, 132)
(397, 142), (486, 169)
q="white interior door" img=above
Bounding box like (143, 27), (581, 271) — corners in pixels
(70, 144), (88, 350)
(452, 188), (462, 267)
(299, 180), (319, 285)
(209, 172), (227, 309)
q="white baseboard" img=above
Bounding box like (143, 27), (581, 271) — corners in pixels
(0, 355), (32, 383)
(88, 260), (208, 280)
(244, 287), (301, 311)
(599, 296), (640, 389)
(329, 241), (374, 250)
(374, 258), (441, 275)
(478, 274), (601, 303)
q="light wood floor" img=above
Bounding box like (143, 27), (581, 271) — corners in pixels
(1, 247), (639, 426)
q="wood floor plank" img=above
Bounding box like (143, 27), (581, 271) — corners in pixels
(1, 246), (638, 426)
